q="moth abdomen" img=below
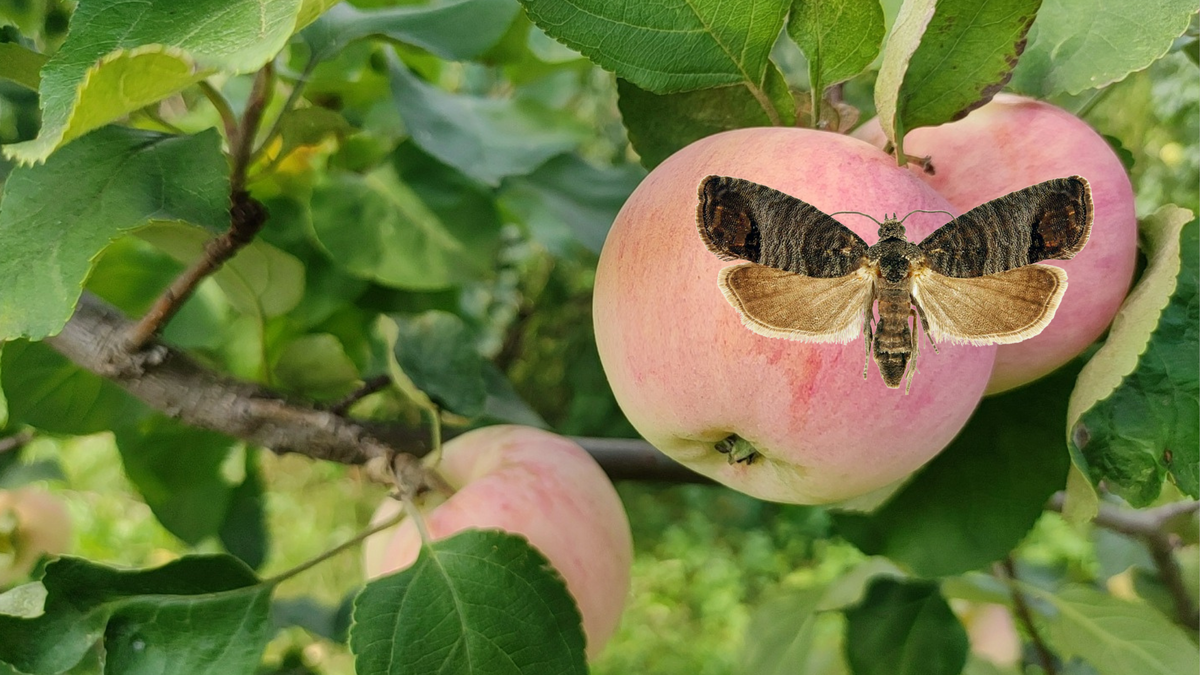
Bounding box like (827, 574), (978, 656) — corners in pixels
(871, 290), (915, 389)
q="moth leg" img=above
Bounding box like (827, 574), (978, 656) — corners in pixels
(913, 300), (938, 354)
(861, 305), (875, 380)
(904, 307), (921, 394)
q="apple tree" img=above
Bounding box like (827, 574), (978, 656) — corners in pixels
(0, 0), (1196, 673)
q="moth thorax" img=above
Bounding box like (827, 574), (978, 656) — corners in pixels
(877, 218), (906, 240)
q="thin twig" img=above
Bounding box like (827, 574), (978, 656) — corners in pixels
(198, 81), (238, 142)
(1047, 492), (1200, 632)
(1075, 85), (1116, 121)
(999, 557), (1059, 675)
(1146, 532), (1200, 631)
(124, 65), (276, 351)
(250, 56), (318, 166)
(230, 64), (275, 195)
(328, 375), (393, 416)
(0, 430), (34, 455)
(122, 194), (269, 351)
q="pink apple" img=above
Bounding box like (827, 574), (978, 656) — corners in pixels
(854, 94), (1138, 393)
(0, 487), (72, 586)
(593, 127), (996, 505)
(363, 425), (632, 658)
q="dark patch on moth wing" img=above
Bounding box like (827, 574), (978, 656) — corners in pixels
(697, 175), (762, 261)
(696, 176), (869, 277)
(918, 176), (1093, 278)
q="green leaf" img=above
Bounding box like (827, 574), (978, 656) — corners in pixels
(481, 362), (548, 428)
(843, 578), (968, 675)
(137, 221), (306, 320)
(1067, 207), (1195, 506)
(1022, 583), (1200, 675)
(1, 340), (143, 436)
(301, 0), (520, 62)
(0, 582), (47, 619)
(391, 140), (503, 264)
(0, 556), (273, 675)
(500, 153), (645, 254)
(740, 588), (832, 675)
(350, 529), (587, 675)
(0, 127), (228, 340)
(4, 0), (303, 163)
(273, 107), (352, 164)
(520, 0), (790, 94)
(817, 558), (907, 610)
(219, 449), (269, 571)
(741, 561), (906, 675)
(787, 0), (884, 126)
(875, 0), (1041, 162)
(0, 42), (47, 90)
(834, 362), (1080, 577)
(389, 311), (486, 416)
(388, 56), (584, 186)
(114, 416), (237, 546)
(272, 333), (360, 399)
(309, 166), (484, 290)
(617, 63), (796, 169)
(1011, 0), (1198, 96)
(295, 0), (339, 32)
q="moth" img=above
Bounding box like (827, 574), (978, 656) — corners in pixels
(696, 175), (1093, 390)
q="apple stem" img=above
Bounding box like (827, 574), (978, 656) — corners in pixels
(262, 509), (407, 586)
(427, 406), (444, 467)
(404, 495), (433, 546)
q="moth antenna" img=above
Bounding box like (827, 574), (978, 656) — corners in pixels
(828, 210), (884, 226)
(898, 209), (955, 225)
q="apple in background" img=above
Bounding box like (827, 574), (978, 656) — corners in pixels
(955, 602), (1021, 668)
(853, 93), (1138, 393)
(363, 425), (632, 659)
(0, 487), (72, 586)
(593, 128), (996, 506)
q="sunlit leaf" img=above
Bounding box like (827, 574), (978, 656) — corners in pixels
(875, 0), (1041, 162)
(1011, 0), (1198, 95)
(1067, 206), (1195, 508)
(4, 0), (303, 163)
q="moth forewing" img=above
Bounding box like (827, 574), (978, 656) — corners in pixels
(717, 263), (875, 343)
(910, 264), (1068, 345)
(917, 176), (1094, 278)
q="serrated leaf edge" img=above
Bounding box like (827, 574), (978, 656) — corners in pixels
(3, 44), (213, 166)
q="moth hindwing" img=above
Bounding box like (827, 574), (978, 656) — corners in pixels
(696, 175), (1093, 390)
